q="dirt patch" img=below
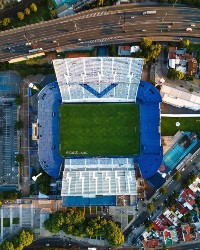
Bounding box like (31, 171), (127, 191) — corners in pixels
(66, 52), (90, 58)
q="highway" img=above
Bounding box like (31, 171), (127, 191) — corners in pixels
(0, 4), (200, 62)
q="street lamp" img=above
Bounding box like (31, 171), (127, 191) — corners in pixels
(32, 173), (42, 181)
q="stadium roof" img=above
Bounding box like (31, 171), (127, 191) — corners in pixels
(61, 158), (137, 197)
(53, 57), (144, 85)
(161, 85), (200, 111)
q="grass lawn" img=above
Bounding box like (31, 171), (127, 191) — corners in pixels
(91, 207), (96, 214)
(59, 104), (140, 157)
(3, 218), (10, 227)
(13, 6), (51, 28)
(85, 207), (90, 215)
(128, 215), (134, 223)
(161, 117), (200, 136)
(12, 218), (20, 224)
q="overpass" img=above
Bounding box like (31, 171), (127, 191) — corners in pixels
(0, 4), (200, 62)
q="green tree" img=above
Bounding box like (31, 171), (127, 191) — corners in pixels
(147, 203), (155, 213)
(17, 12), (25, 21)
(30, 3), (37, 12)
(108, 44), (117, 56)
(18, 230), (34, 247)
(15, 94), (22, 105)
(2, 17), (10, 27)
(15, 153), (24, 163)
(15, 120), (23, 130)
(145, 219), (153, 230)
(106, 220), (124, 246)
(37, 171), (51, 195)
(180, 39), (190, 48)
(175, 70), (184, 80)
(167, 68), (184, 80)
(0, 241), (14, 250)
(140, 37), (153, 49)
(173, 171), (181, 181)
(24, 8), (31, 16)
(49, 9), (56, 19)
(160, 186), (167, 195)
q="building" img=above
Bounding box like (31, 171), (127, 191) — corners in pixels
(37, 57), (163, 206)
(168, 47), (197, 76)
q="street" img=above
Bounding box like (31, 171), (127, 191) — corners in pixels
(0, 5), (200, 61)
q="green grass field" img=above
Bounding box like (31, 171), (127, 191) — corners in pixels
(59, 104), (140, 157)
(161, 117), (200, 136)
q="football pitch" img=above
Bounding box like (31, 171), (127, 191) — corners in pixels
(59, 103), (140, 157)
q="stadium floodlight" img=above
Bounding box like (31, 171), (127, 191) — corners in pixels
(32, 173), (42, 181)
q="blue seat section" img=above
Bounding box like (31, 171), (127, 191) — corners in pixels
(80, 84), (117, 98)
(38, 82), (63, 178)
(62, 196), (116, 206)
(136, 81), (163, 179)
(137, 80), (162, 103)
(147, 172), (166, 189)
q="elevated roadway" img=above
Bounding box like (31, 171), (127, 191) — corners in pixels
(0, 4), (200, 62)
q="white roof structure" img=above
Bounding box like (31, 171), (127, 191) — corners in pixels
(189, 177), (200, 194)
(61, 158), (137, 197)
(161, 85), (200, 111)
(53, 57), (144, 102)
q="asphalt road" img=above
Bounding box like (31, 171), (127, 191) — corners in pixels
(169, 241), (200, 250)
(1, 4), (200, 62)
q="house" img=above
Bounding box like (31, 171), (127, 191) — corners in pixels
(118, 46), (131, 56)
(189, 176), (200, 196)
(182, 224), (195, 242)
(163, 209), (179, 226)
(168, 47), (197, 76)
(174, 201), (188, 218)
(179, 188), (197, 210)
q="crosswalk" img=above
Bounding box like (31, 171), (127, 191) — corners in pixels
(80, 36), (122, 44)
(74, 11), (112, 21)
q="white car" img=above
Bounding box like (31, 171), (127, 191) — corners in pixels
(191, 24), (195, 27)
(131, 16), (135, 19)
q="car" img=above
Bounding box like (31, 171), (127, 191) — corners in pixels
(191, 24), (195, 27)
(25, 42), (32, 46)
(182, 168), (185, 172)
(142, 30), (146, 32)
(131, 16), (135, 19)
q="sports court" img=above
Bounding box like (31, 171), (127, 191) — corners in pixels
(59, 103), (140, 157)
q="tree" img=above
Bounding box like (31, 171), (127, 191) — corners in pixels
(108, 44), (117, 56)
(145, 220), (153, 230)
(160, 186), (167, 195)
(30, 3), (37, 12)
(24, 8), (31, 16)
(17, 12), (25, 21)
(147, 203), (155, 213)
(18, 230), (34, 247)
(2, 17), (10, 27)
(0, 241), (14, 250)
(49, 9), (56, 19)
(173, 171), (181, 181)
(15, 94), (22, 105)
(106, 220), (124, 246)
(140, 37), (152, 49)
(15, 153), (24, 163)
(15, 120), (23, 130)
(37, 171), (51, 195)
(180, 39), (190, 48)
(167, 68), (184, 80)
(175, 70), (184, 80)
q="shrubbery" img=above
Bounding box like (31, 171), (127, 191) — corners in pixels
(44, 210), (124, 246)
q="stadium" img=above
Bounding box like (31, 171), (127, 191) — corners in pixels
(37, 57), (163, 206)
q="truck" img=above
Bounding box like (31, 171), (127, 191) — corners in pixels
(143, 10), (157, 15)
(186, 28), (192, 32)
(28, 48), (43, 53)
